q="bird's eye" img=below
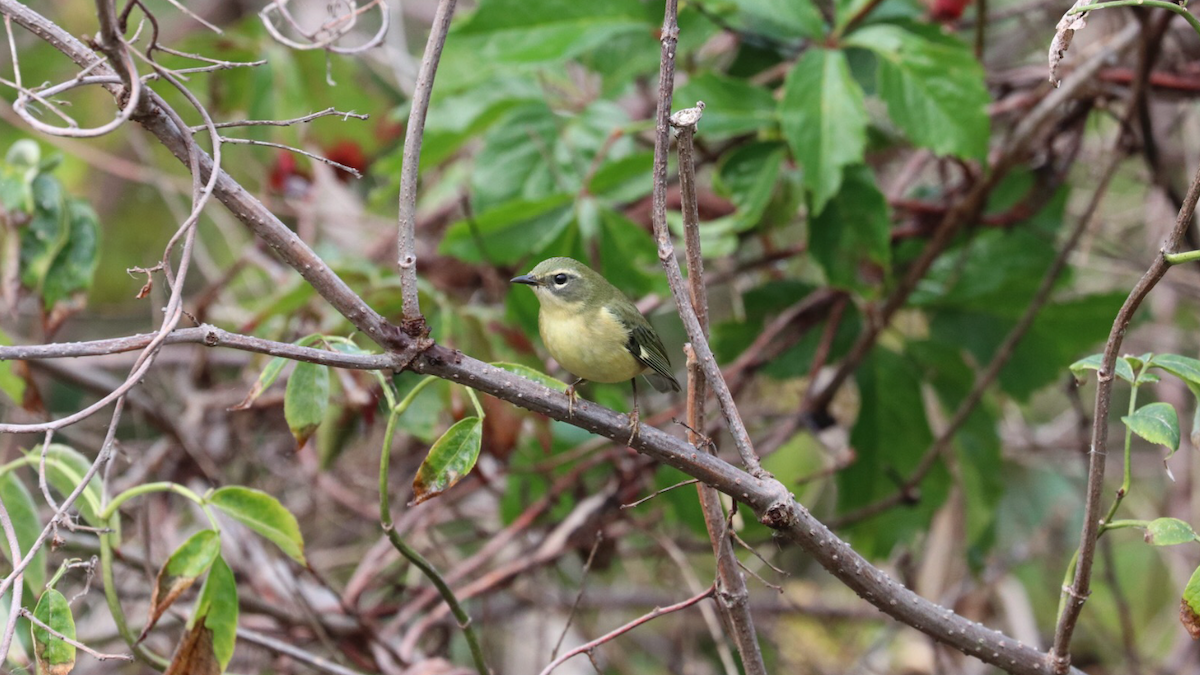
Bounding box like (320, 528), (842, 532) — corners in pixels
(553, 273), (568, 285)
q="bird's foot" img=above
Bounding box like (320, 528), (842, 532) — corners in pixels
(626, 405), (641, 445)
(566, 384), (578, 418)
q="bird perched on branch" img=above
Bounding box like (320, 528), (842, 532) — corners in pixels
(511, 257), (680, 442)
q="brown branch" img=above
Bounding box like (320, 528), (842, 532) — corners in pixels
(648, 0), (771, 483)
(676, 106), (766, 674)
(1049, 139), (1200, 675)
(396, 0), (457, 324)
(0, 3), (1104, 672)
(536, 584), (717, 675)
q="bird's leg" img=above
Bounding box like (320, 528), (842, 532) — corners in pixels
(627, 377), (641, 445)
(566, 378), (585, 418)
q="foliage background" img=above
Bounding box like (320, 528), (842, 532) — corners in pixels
(1, 0), (1200, 673)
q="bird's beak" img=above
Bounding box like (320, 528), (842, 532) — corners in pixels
(510, 274), (539, 286)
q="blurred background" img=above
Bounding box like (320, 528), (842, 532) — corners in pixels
(2, 0), (1200, 673)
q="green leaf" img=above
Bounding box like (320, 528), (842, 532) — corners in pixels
(6, 139), (40, 171)
(808, 164), (891, 291)
(166, 556), (237, 675)
(31, 588), (75, 675)
(145, 530), (222, 638)
(208, 487), (306, 565)
(229, 356), (287, 411)
(1183, 564), (1200, 638)
(439, 194), (574, 264)
(845, 25), (990, 159)
(840, 349), (948, 557)
(284, 361), (330, 448)
(1070, 354), (1135, 384)
(39, 199), (99, 309)
(491, 362), (568, 392)
(586, 151), (654, 202)
(715, 142), (786, 231)
(450, 0), (654, 65)
(726, 0), (826, 40)
(597, 208), (664, 298)
(411, 417), (485, 505)
(470, 102), (563, 212)
(19, 174), (67, 294)
(1122, 402), (1180, 455)
(0, 472), (46, 596)
(32, 444), (103, 527)
(1145, 518), (1198, 546)
(673, 72), (777, 139)
(780, 48), (868, 215)
(1150, 353), (1200, 387)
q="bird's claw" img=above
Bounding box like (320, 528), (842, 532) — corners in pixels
(566, 384), (577, 418)
(627, 406), (640, 445)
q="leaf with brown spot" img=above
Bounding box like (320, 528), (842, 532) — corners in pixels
(163, 624), (219, 675)
(411, 417), (483, 505)
(142, 530), (221, 640)
(1183, 564), (1200, 640)
(31, 588), (75, 675)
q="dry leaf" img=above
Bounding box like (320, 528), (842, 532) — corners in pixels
(1048, 0), (1094, 86)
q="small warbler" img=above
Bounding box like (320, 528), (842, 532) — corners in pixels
(511, 257), (680, 441)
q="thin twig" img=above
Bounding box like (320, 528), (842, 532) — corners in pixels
(1050, 153), (1200, 675)
(621, 478), (700, 509)
(187, 107), (367, 132)
(20, 608), (134, 662)
(0, 325), (400, 370)
(0, 496), (23, 664)
(551, 533), (603, 660)
(237, 627), (365, 675)
(537, 584), (717, 675)
(396, 0), (457, 323)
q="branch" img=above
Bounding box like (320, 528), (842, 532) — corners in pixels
(648, 0), (771, 483)
(537, 584), (716, 675)
(0, 325), (403, 370)
(0, 3), (1096, 672)
(1049, 152), (1200, 675)
(20, 608), (134, 662)
(396, 0), (457, 324)
(0, 495), (23, 664)
(675, 105), (766, 675)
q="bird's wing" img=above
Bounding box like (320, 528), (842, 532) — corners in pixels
(621, 317), (681, 393)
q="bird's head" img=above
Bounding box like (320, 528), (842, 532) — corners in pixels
(511, 257), (609, 310)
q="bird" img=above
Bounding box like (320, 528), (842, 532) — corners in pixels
(511, 257), (680, 442)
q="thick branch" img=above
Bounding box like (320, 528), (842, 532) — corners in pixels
(409, 344), (1083, 675)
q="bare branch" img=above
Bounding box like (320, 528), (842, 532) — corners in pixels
(537, 584), (717, 675)
(20, 608), (134, 662)
(396, 0), (458, 323)
(0, 495), (23, 664)
(188, 107), (368, 132)
(1050, 146), (1200, 675)
(0, 325), (402, 370)
(674, 98), (766, 674)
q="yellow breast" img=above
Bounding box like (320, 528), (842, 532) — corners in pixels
(539, 305), (645, 384)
